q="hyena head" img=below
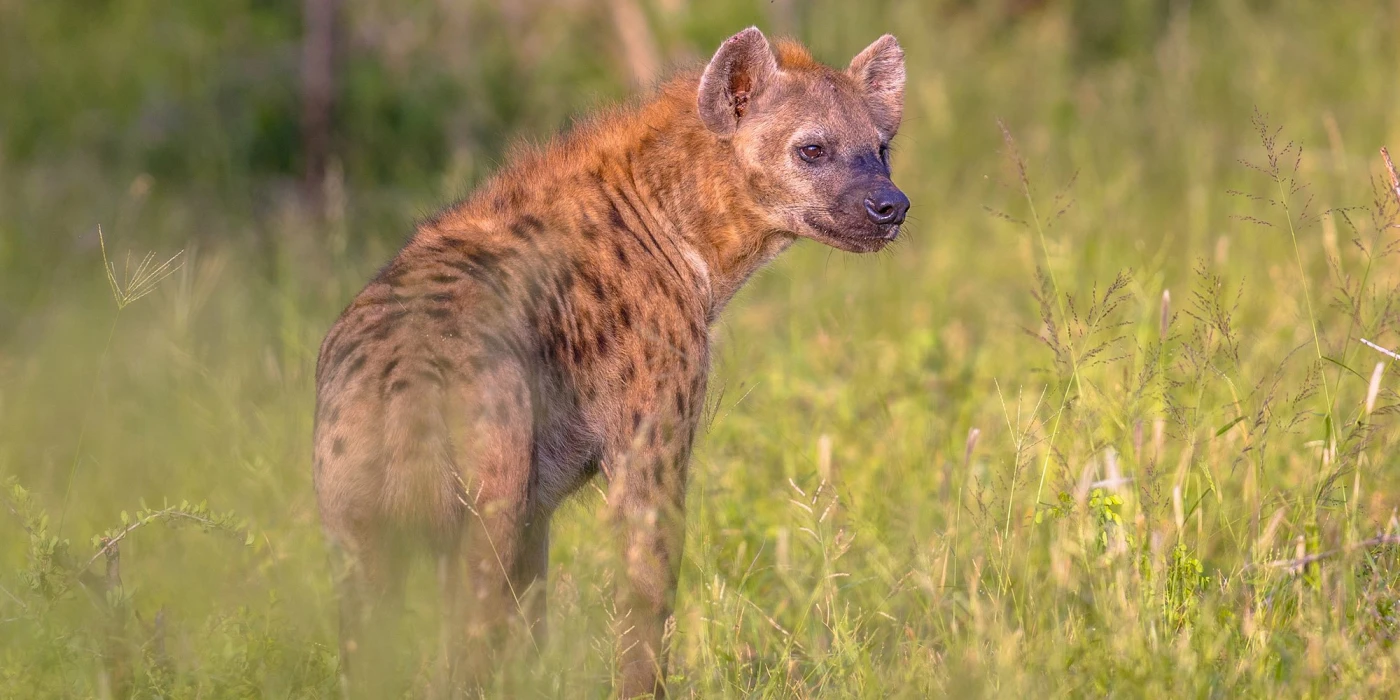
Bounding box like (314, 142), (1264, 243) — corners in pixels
(698, 27), (908, 253)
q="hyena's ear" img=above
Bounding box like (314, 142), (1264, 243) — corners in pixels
(698, 27), (778, 136)
(848, 34), (905, 141)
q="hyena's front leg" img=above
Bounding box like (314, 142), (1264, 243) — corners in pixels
(606, 406), (698, 698)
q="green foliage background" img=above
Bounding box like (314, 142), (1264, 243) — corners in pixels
(3, 0), (1400, 696)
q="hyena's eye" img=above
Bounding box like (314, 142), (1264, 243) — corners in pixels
(798, 144), (826, 163)
(878, 144), (890, 166)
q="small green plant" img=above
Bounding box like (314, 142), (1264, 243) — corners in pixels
(2, 475), (254, 695)
(1035, 491), (1074, 524)
(1162, 542), (1209, 628)
(6, 478), (76, 601)
(1086, 488), (1125, 550)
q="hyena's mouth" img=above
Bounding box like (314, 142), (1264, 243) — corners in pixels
(804, 217), (898, 253)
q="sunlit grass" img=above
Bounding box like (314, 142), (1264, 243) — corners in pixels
(98, 225), (184, 312)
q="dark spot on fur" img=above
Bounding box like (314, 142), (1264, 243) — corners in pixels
(430, 355), (452, 375)
(428, 292), (454, 303)
(471, 249), (501, 269)
(445, 249), (506, 292)
(368, 309), (410, 341)
(390, 379), (411, 395)
(447, 259), (486, 281)
(492, 189), (523, 211)
(618, 303), (632, 329)
(426, 307), (452, 320)
(595, 328), (610, 357)
(381, 358), (400, 379)
(607, 202), (627, 232)
(632, 411), (643, 431)
(430, 273), (459, 284)
(332, 438), (345, 457)
(508, 214), (544, 241)
(612, 241), (630, 267)
(329, 338), (360, 371)
(465, 354), (487, 373)
(345, 354), (367, 378)
(583, 270), (606, 301)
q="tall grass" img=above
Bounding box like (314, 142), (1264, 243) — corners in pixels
(3, 0), (1400, 697)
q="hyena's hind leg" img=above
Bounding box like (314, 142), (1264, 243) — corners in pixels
(434, 514), (549, 694)
(327, 523), (410, 698)
(437, 363), (542, 690)
(512, 516), (551, 645)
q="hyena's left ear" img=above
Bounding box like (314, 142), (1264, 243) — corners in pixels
(698, 27), (778, 136)
(848, 34), (905, 141)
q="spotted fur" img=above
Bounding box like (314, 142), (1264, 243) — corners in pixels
(314, 27), (907, 697)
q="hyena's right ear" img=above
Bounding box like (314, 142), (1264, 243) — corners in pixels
(698, 27), (777, 136)
(847, 34), (905, 141)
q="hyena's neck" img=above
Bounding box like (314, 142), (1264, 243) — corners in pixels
(608, 85), (795, 318)
(445, 77), (795, 321)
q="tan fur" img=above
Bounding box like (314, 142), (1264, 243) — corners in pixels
(313, 27), (907, 697)
(774, 38), (820, 70)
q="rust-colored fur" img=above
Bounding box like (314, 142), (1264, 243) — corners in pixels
(314, 27), (907, 697)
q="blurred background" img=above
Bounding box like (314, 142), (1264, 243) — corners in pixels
(8, 0), (1382, 307)
(2, 0), (1394, 304)
(3, 0), (1400, 696)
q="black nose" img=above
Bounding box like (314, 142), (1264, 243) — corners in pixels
(864, 187), (909, 226)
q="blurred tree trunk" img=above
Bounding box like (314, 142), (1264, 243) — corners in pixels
(301, 0), (340, 215)
(608, 0), (660, 88)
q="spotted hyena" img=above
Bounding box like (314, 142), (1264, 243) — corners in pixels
(314, 27), (908, 697)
